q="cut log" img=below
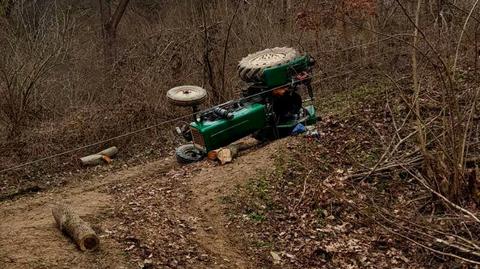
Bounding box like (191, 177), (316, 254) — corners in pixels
(216, 139), (260, 165)
(52, 205), (99, 251)
(97, 146), (118, 157)
(80, 146), (118, 166)
(79, 154), (104, 166)
(217, 145), (238, 165)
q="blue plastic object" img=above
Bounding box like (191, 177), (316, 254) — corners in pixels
(291, 123), (306, 135)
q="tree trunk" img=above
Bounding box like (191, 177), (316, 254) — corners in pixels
(201, 0), (219, 102)
(52, 205), (99, 251)
(103, 26), (116, 68)
(98, 0), (130, 90)
(281, 0), (290, 30)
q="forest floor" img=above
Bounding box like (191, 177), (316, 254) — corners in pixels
(0, 85), (460, 268)
(0, 139), (282, 269)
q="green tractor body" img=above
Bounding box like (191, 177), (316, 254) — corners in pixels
(190, 103), (317, 153)
(170, 48), (319, 163)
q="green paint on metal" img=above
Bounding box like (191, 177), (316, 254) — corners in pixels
(305, 105), (317, 125)
(262, 55), (310, 88)
(191, 103), (267, 152)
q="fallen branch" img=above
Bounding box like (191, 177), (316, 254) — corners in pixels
(347, 155), (422, 180)
(404, 168), (480, 224)
(293, 169), (313, 210)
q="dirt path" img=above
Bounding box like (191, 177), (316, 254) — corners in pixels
(184, 140), (278, 268)
(0, 163), (163, 269)
(0, 140), (280, 269)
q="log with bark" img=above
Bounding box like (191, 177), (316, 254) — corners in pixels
(213, 139), (260, 165)
(52, 205), (99, 251)
(80, 146), (118, 166)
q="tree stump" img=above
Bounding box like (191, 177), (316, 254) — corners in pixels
(52, 205), (99, 251)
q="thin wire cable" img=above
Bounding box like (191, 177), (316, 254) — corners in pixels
(0, 113), (198, 173)
(318, 34), (408, 54)
(0, 61), (389, 174)
(314, 50), (391, 77)
(312, 68), (363, 85)
(0, 82), (295, 174)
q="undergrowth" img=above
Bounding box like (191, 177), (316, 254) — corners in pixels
(226, 84), (467, 268)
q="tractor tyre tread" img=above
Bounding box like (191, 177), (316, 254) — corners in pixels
(237, 47), (299, 83)
(175, 144), (204, 164)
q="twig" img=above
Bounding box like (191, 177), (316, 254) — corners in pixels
(347, 155), (422, 180)
(405, 168), (480, 224)
(411, 0), (427, 159)
(221, 0), (241, 94)
(460, 89), (479, 168)
(453, 0), (480, 72)
(293, 170), (313, 210)
(375, 205), (480, 254)
(377, 220), (480, 265)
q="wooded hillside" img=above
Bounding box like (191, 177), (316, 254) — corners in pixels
(1, 0), (480, 268)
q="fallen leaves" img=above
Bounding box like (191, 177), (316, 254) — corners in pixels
(107, 162), (215, 267)
(270, 251), (281, 264)
(225, 113), (430, 268)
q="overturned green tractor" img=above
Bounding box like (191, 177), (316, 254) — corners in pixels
(167, 47), (318, 163)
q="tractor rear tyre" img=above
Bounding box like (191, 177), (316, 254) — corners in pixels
(238, 47), (299, 83)
(175, 144), (204, 164)
(167, 85), (207, 107)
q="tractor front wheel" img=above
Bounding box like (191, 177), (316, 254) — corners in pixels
(175, 144), (204, 164)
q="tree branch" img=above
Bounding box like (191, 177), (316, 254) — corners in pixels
(110, 0), (130, 31)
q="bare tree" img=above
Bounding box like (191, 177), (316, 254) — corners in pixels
(98, 0), (130, 67)
(0, 2), (73, 137)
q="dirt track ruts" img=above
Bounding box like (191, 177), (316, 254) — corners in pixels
(0, 139), (280, 269)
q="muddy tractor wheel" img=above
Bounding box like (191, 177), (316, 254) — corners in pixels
(175, 144), (204, 164)
(167, 85), (207, 107)
(237, 47), (299, 83)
